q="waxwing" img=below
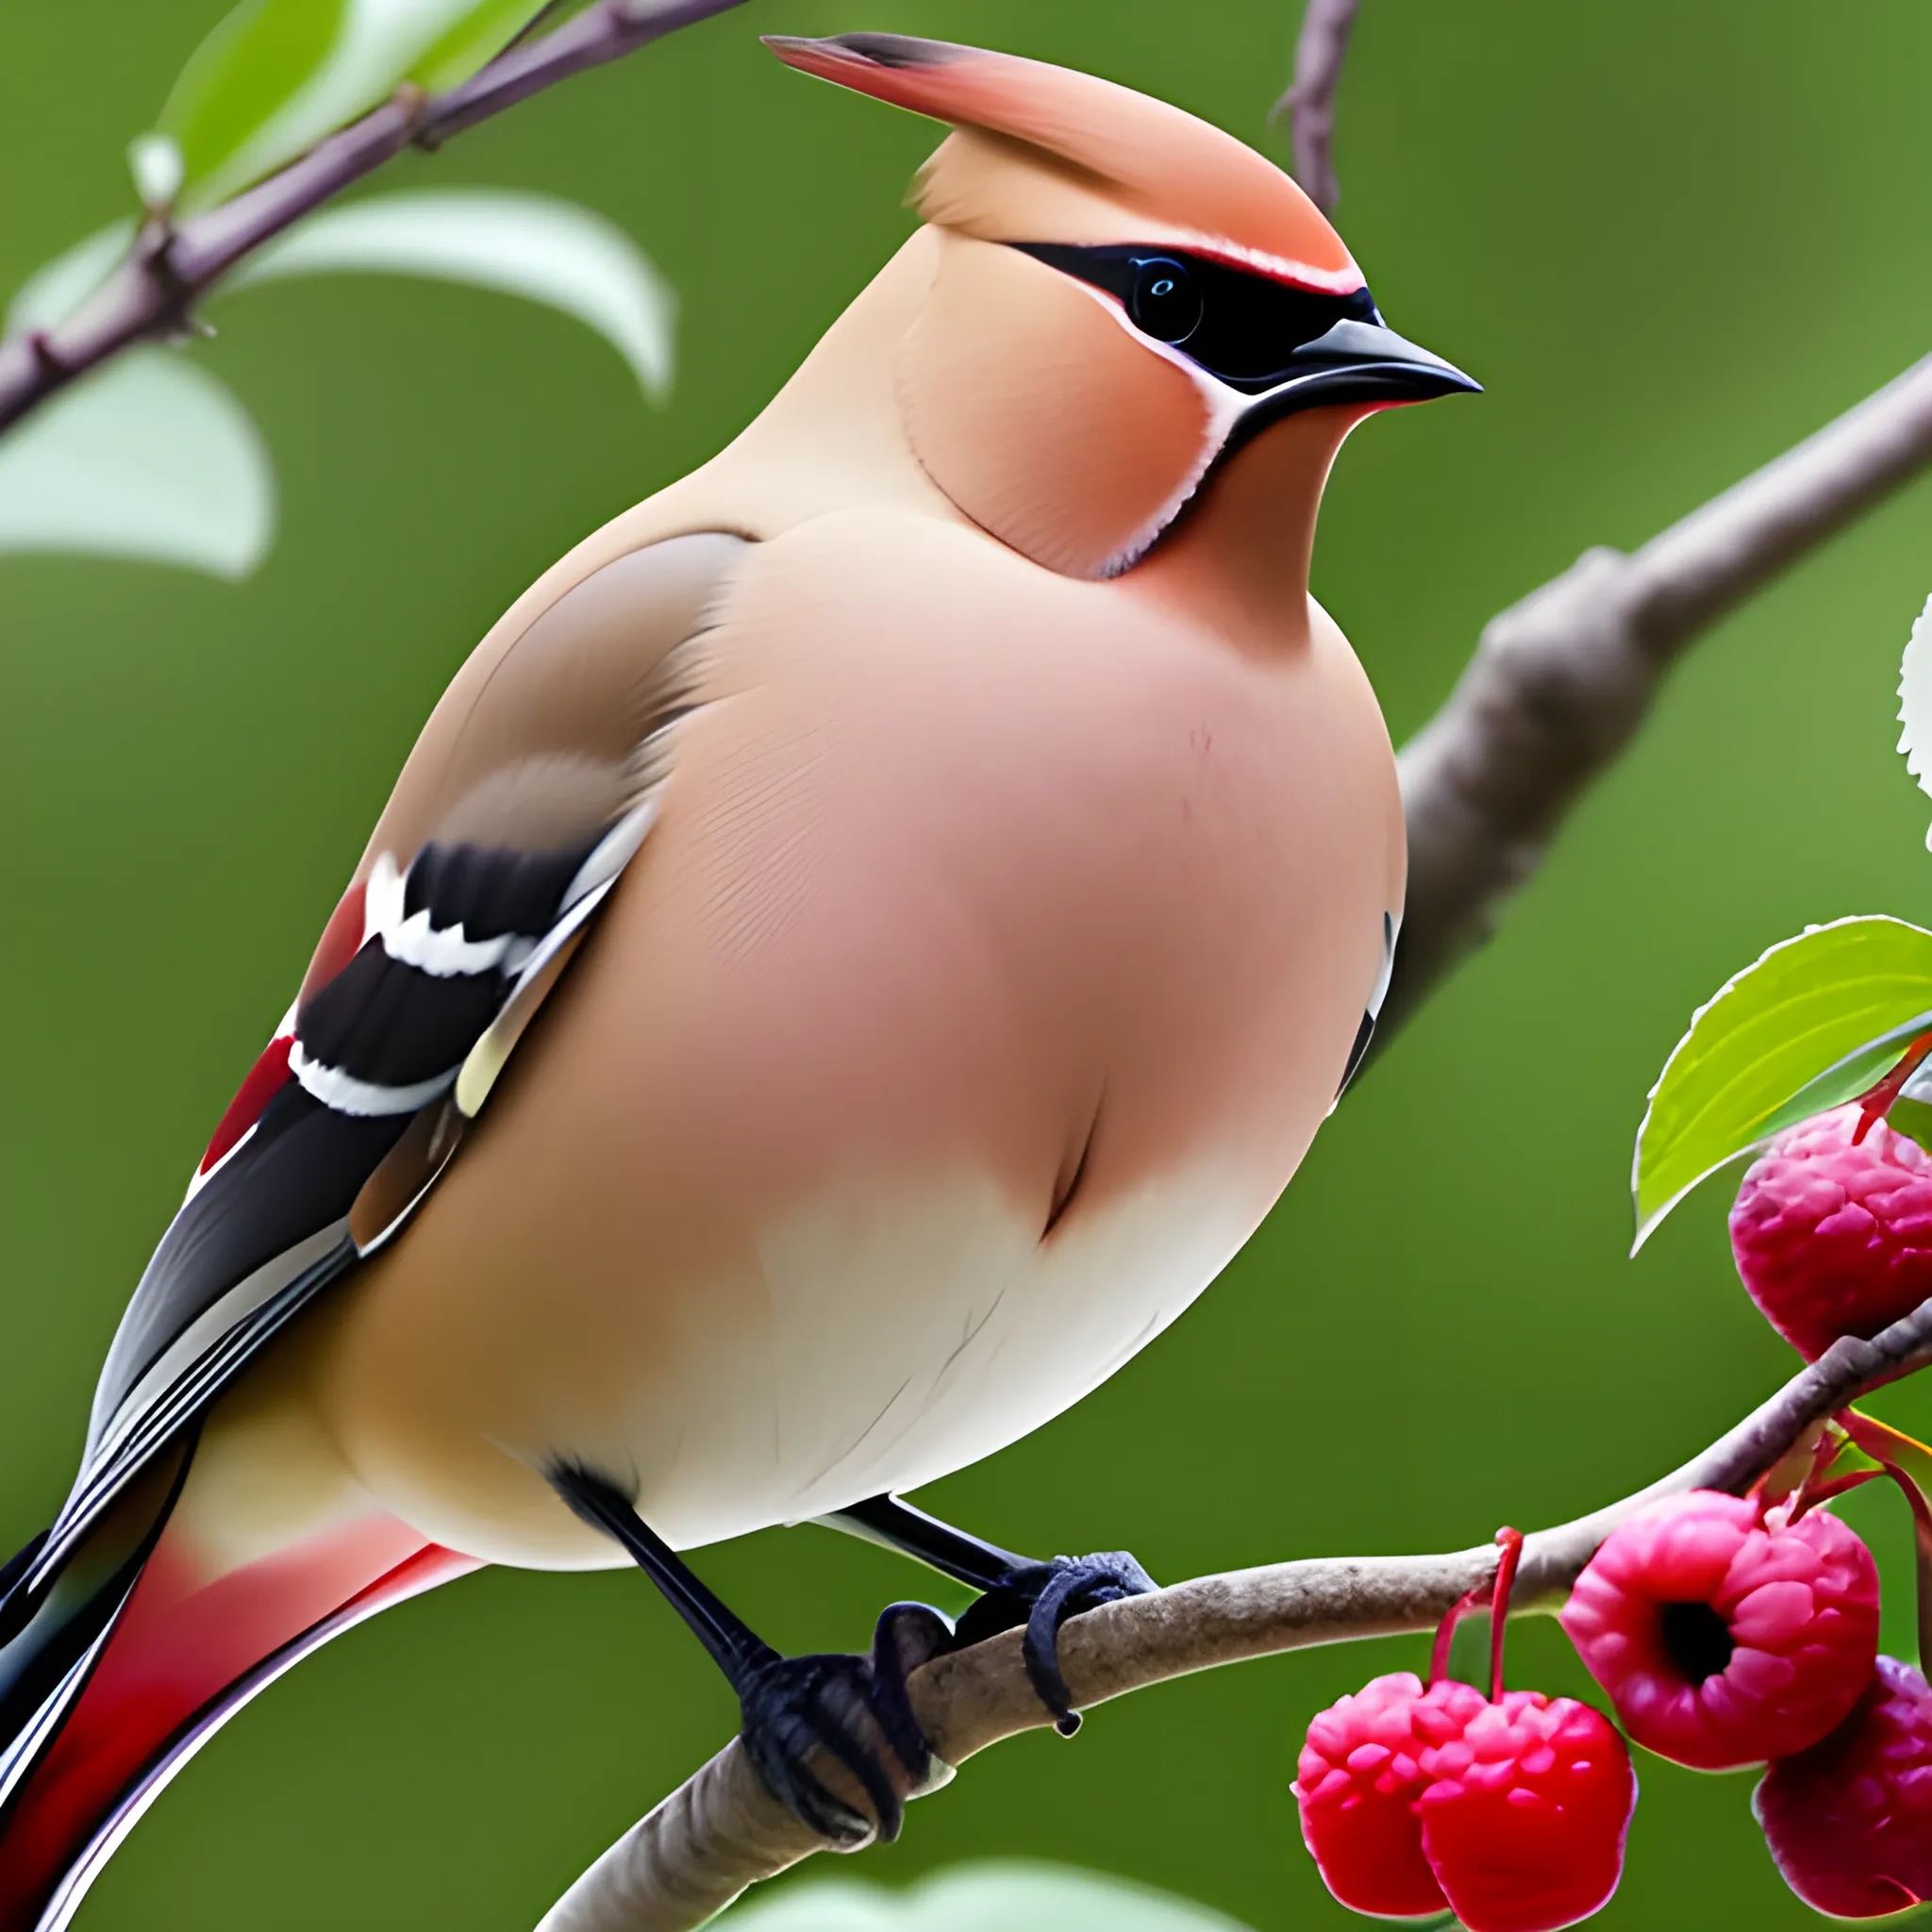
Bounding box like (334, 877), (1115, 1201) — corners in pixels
(0, 33), (1473, 1924)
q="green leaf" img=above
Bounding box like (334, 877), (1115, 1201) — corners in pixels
(720, 1862), (1257, 1931)
(409, 0), (556, 92)
(154, 0), (546, 213)
(229, 189), (675, 399)
(0, 352), (274, 580)
(1633, 915), (1932, 1248)
(157, 0), (346, 208)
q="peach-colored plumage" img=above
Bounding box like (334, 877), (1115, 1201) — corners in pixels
(192, 39), (1413, 1560)
(243, 39), (1413, 1567)
(0, 37), (1473, 1921)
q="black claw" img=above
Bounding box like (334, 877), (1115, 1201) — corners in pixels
(964, 1551), (1157, 1733)
(735, 1601), (951, 1846)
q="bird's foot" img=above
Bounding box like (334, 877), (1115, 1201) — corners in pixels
(736, 1600), (953, 1846)
(949, 1551), (1158, 1735)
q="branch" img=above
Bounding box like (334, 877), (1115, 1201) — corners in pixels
(0, 0), (744, 436)
(534, 1293), (1932, 1932)
(1271, 0), (1360, 213)
(1381, 351), (1932, 1047)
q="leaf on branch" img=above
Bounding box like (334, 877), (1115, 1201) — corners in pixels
(1633, 915), (1932, 1247)
(6, 224), (138, 337)
(230, 189), (675, 400)
(0, 351), (274, 579)
(409, 0), (571, 92)
(152, 0), (552, 212)
(719, 1861), (1256, 1930)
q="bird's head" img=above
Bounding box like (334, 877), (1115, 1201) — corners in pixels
(767, 31), (1477, 582)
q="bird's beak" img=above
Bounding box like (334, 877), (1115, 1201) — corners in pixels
(1237, 317), (1480, 430)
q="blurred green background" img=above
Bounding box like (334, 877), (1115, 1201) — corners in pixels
(5, 0), (1932, 1925)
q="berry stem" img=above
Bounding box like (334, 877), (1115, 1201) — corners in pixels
(1488, 1526), (1524, 1701)
(1426, 1526), (1524, 1692)
(1874, 1460), (1932, 1673)
(1427, 1583), (1483, 1688)
(1836, 1408), (1932, 1670)
(1853, 1031), (1932, 1144)
(1790, 1467), (1885, 1516)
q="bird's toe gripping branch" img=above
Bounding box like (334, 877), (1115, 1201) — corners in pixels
(737, 1602), (954, 1845)
(952, 1552), (1158, 1736)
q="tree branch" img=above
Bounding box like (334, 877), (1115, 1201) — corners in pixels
(1259, 3), (1932, 1048)
(533, 1294), (1932, 1932)
(1379, 353), (1932, 1045)
(1270, 0), (1360, 213)
(0, 0), (745, 436)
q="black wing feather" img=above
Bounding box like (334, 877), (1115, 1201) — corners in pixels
(35, 818), (640, 1587)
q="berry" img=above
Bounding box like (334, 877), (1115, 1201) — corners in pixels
(1560, 1490), (1880, 1770)
(1415, 1690), (1635, 1932)
(1730, 1104), (1932, 1360)
(1294, 1672), (1488, 1918)
(1755, 1654), (1932, 1917)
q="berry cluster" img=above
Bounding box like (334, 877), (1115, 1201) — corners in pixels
(1295, 1535), (1638, 1931)
(1719, 1091), (1932, 1913)
(1294, 1078), (1932, 1925)
(1296, 1674), (1635, 1930)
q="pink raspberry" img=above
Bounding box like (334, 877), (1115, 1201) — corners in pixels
(1415, 1690), (1636, 1932)
(1414, 1692), (1638, 1932)
(1730, 1104), (1932, 1360)
(1755, 1655), (1932, 1916)
(1294, 1672), (1489, 1918)
(1560, 1490), (1880, 1770)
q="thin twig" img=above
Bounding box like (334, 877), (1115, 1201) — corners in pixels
(1380, 352), (1932, 1049)
(1270, 0), (1360, 213)
(534, 1294), (1932, 1931)
(0, 0), (745, 435)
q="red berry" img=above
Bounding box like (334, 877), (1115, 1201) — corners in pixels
(1415, 1690), (1636, 1932)
(1755, 1654), (1932, 1917)
(1559, 1490), (1880, 1770)
(1294, 1672), (1488, 1918)
(1730, 1104), (1932, 1360)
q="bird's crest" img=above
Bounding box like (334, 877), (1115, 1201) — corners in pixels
(764, 33), (1361, 296)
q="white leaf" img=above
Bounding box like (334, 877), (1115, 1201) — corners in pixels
(8, 223), (136, 335)
(0, 352), (275, 579)
(231, 189), (675, 400)
(720, 1862), (1256, 1932)
(128, 133), (187, 212)
(1899, 591), (1932, 849)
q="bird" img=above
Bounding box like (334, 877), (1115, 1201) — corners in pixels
(0, 30), (1474, 1927)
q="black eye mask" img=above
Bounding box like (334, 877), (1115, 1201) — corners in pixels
(1009, 243), (1383, 393)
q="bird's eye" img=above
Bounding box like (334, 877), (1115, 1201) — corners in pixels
(1127, 258), (1203, 344)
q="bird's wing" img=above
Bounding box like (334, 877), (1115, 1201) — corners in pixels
(40, 532), (748, 1578)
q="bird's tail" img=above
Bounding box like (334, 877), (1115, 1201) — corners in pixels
(0, 1437), (474, 1932)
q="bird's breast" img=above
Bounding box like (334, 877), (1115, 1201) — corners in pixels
(303, 509), (1402, 1564)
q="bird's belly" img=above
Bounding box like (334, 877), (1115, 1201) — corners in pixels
(633, 1158), (1256, 1547)
(308, 1156), (1261, 1569)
